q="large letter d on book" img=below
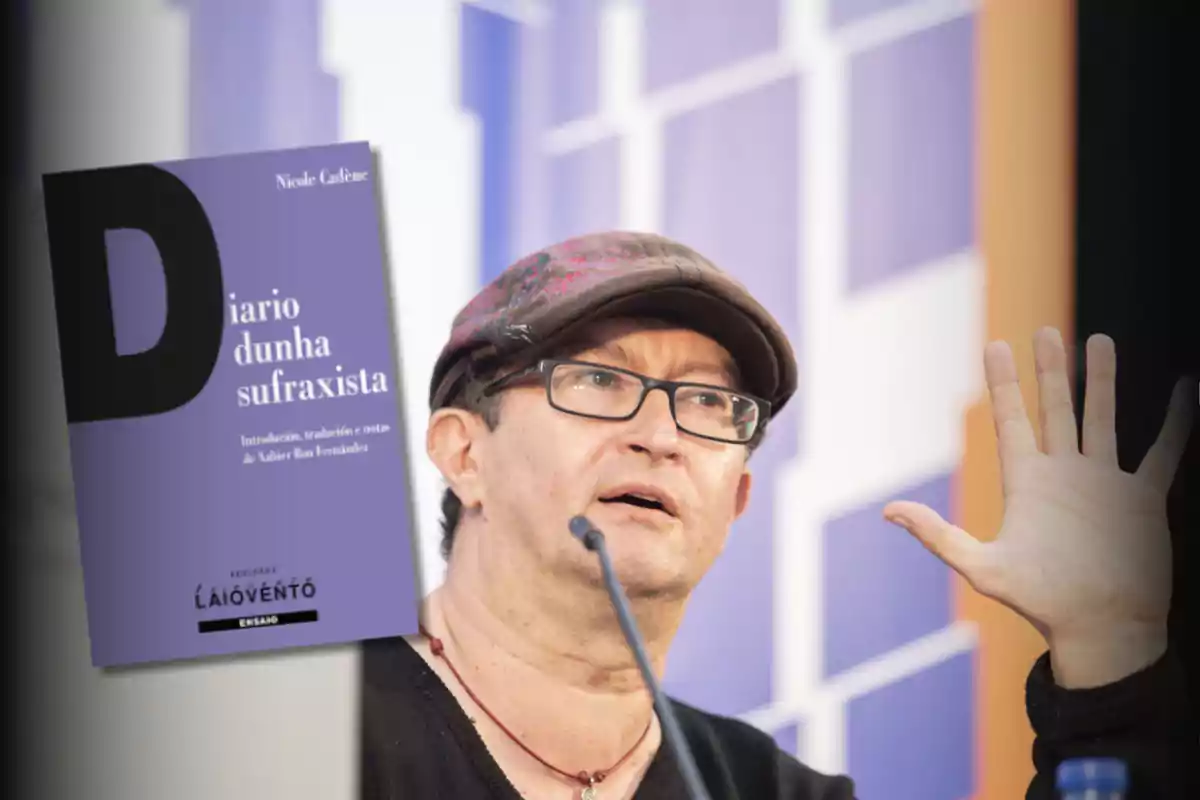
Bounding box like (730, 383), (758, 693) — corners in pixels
(43, 164), (224, 423)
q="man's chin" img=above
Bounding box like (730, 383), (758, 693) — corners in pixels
(596, 547), (698, 601)
(560, 512), (700, 598)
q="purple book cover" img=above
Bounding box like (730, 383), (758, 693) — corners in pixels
(41, 141), (419, 667)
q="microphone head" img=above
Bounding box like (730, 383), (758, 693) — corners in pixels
(568, 514), (593, 540)
(568, 515), (602, 551)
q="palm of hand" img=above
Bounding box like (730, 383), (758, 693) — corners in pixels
(986, 452), (1171, 637)
(884, 328), (1192, 683)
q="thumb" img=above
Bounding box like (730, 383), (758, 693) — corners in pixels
(883, 500), (988, 584)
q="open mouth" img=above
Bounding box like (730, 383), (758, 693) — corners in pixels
(599, 492), (673, 516)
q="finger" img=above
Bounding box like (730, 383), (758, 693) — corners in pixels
(1137, 377), (1195, 494)
(1080, 333), (1119, 465)
(883, 501), (991, 589)
(1033, 327), (1079, 455)
(984, 340), (1039, 488)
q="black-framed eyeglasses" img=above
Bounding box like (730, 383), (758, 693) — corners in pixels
(480, 358), (769, 444)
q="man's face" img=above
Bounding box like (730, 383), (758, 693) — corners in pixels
(465, 318), (754, 598)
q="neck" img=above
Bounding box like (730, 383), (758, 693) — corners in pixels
(432, 533), (686, 694)
(415, 526), (687, 786)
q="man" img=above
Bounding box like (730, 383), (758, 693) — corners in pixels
(360, 231), (1194, 798)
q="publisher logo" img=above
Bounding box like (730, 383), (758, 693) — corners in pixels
(194, 572), (321, 634)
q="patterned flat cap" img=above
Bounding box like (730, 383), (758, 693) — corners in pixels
(429, 231), (797, 418)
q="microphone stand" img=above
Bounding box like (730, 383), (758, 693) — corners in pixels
(569, 515), (713, 800)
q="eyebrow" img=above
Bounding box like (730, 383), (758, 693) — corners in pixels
(586, 340), (743, 389)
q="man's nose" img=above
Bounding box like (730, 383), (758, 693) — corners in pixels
(624, 388), (682, 458)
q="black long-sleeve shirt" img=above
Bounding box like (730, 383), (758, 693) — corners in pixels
(359, 635), (1196, 798)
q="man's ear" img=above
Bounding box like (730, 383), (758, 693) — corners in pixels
(426, 408), (488, 509)
(734, 469), (752, 520)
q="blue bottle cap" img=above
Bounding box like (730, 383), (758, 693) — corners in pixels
(1056, 758), (1128, 792)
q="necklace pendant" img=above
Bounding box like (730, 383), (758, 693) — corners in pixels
(581, 785), (597, 800)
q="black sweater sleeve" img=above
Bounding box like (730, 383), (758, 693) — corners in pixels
(1024, 647), (1198, 799)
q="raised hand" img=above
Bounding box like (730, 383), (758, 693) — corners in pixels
(883, 327), (1193, 688)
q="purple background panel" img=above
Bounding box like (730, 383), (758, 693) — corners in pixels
(828, 0), (922, 29)
(822, 474), (953, 677)
(68, 143), (418, 666)
(845, 651), (976, 799)
(846, 15), (975, 292)
(511, 20), (555, 260)
(462, 6), (521, 281)
(773, 722), (801, 758)
(659, 74), (801, 715)
(644, 0), (780, 92)
(182, 0), (339, 158)
(547, 0), (602, 126)
(549, 137), (621, 243)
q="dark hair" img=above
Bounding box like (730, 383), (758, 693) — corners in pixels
(436, 365), (768, 560)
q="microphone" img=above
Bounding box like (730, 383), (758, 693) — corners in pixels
(568, 515), (713, 800)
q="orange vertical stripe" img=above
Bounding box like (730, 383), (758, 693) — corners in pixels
(961, 2), (1076, 799)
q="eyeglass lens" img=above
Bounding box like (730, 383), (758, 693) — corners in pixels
(548, 362), (759, 442)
